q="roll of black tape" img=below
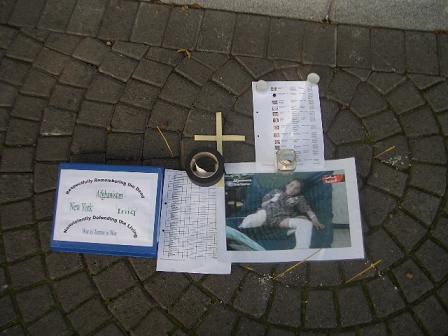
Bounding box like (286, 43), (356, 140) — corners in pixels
(185, 147), (224, 187)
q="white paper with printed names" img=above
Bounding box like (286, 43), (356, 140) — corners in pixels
(253, 81), (325, 169)
(156, 170), (231, 274)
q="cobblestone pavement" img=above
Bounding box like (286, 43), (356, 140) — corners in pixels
(0, 1), (448, 335)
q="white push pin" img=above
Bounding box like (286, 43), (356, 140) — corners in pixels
(255, 80), (269, 92)
(307, 73), (320, 85)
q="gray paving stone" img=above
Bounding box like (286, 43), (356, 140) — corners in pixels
(305, 290), (337, 328)
(308, 261), (342, 287)
(410, 135), (446, 165)
(73, 37), (109, 66)
(70, 152), (106, 163)
(0, 108), (7, 131)
(406, 31), (438, 75)
(424, 82), (448, 113)
(401, 188), (440, 226)
(385, 210), (426, 252)
(366, 276), (405, 318)
(34, 190), (55, 220)
(212, 60), (252, 95)
(143, 128), (179, 158)
(120, 79), (159, 110)
(8, 0), (46, 27)
(233, 272), (272, 318)
(410, 163), (446, 197)
(175, 58), (212, 86)
(98, 0), (138, 41)
(146, 46), (184, 66)
(95, 324), (125, 336)
(0, 0), (15, 24)
(163, 7), (203, 50)
(133, 59), (172, 87)
(235, 317), (266, 335)
(144, 272), (189, 308)
(327, 110), (365, 145)
(371, 28), (405, 73)
(0, 82), (17, 107)
(373, 135), (411, 171)
(266, 286), (301, 327)
(45, 32), (81, 55)
(337, 143), (372, 177)
(84, 254), (121, 274)
(20, 69), (56, 98)
(28, 310), (69, 336)
(368, 72), (405, 94)
(128, 258), (156, 281)
(6, 33), (42, 62)
(359, 323), (388, 336)
(36, 136), (71, 161)
(20, 27), (49, 42)
(40, 107), (76, 136)
(343, 67), (371, 81)
(160, 73), (200, 108)
(367, 228), (404, 269)
(0, 174), (33, 204)
(112, 41), (148, 60)
(266, 328), (295, 336)
(111, 104), (148, 133)
(338, 286), (372, 326)
(192, 51), (229, 70)
(11, 95), (46, 122)
(368, 162), (407, 198)
(77, 100), (114, 128)
(99, 52), (137, 82)
(0, 57), (30, 85)
(194, 81), (236, 111)
(393, 259), (433, 303)
(400, 106), (439, 137)
(319, 98), (339, 132)
(34, 163), (58, 193)
(0, 200), (33, 229)
(268, 18), (303, 61)
(46, 251), (83, 279)
(49, 85), (84, 112)
(408, 74), (444, 90)
(108, 287), (151, 329)
(0, 25), (17, 48)
(5, 118), (39, 145)
(93, 261), (135, 300)
(416, 239), (448, 282)
(60, 59), (96, 88)
(131, 3), (170, 46)
(169, 286), (211, 328)
(361, 186), (396, 227)
(235, 57), (273, 80)
(302, 22), (336, 66)
(364, 110), (401, 141)
(3, 229), (39, 261)
(196, 308), (237, 336)
(350, 82), (387, 117)
(148, 100), (188, 131)
(438, 280), (448, 307)
(414, 296), (448, 336)
(223, 141), (255, 163)
(201, 267), (244, 304)
(67, 0), (107, 36)
(388, 312), (424, 336)
(71, 125), (107, 154)
(16, 285), (54, 322)
(327, 70), (359, 105)
(337, 25), (370, 68)
(133, 309), (174, 336)
(232, 14), (269, 57)
(223, 112), (254, 144)
(38, 0), (76, 32)
(68, 299), (110, 336)
(440, 34), (448, 76)
(8, 256), (45, 289)
(106, 133), (143, 160)
(0, 147), (33, 172)
(86, 75), (124, 104)
(38, 221), (52, 253)
(198, 10), (235, 53)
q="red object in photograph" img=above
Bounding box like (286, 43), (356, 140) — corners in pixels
(322, 174), (345, 184)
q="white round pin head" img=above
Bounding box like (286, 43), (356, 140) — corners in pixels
(307, 73), (320, 84)
(255, 80), (269, 92)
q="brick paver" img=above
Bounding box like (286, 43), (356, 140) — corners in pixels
(0, 2), (447, 335)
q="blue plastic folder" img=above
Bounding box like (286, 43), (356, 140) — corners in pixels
(51, 163), (164, 258)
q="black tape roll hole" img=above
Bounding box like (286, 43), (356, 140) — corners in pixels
(185, 147), (224, 187)
(190, 152), (219, 178)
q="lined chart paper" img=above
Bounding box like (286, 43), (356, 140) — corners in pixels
(156, 170), (231, 274)
(253, 81), (325, 169)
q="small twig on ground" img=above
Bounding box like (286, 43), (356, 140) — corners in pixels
(177, 48), (192, 59)
(156, 126), (174, 158)
(344, 260), (382, 284)
(374, 146), (396, 159)
(272, 249), (322, 280)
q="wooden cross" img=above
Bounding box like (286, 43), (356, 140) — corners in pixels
(194, 112), (245, 155)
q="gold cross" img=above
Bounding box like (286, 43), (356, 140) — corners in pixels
(194, 112), (245, 155)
